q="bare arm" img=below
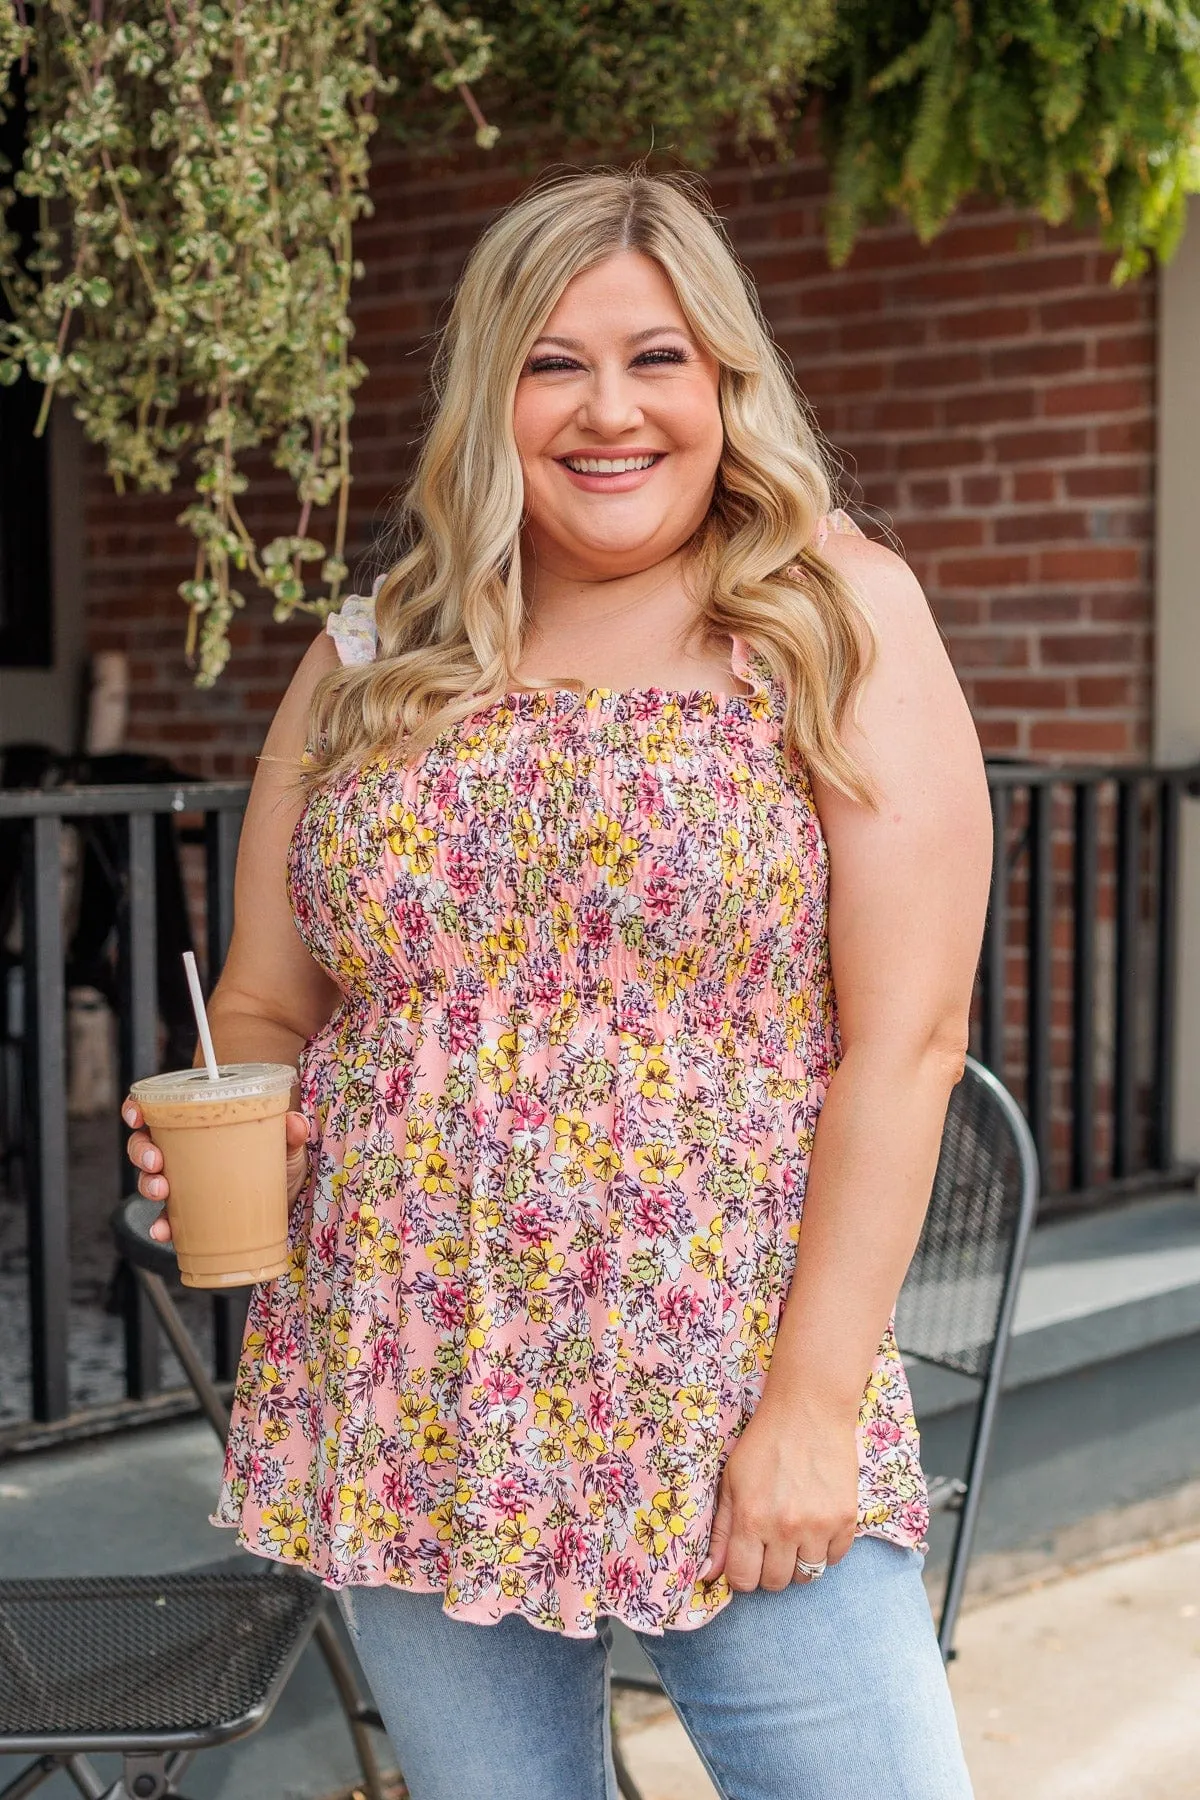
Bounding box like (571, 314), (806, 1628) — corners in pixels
(204, 631), (343, 1068)
(703, 532), (992, 1592)
(123, 630), (344, 1224)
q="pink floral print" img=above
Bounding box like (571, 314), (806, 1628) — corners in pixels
(213, 514), (929, 1637)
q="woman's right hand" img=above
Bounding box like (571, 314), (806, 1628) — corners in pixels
(122, 1099), (314, 1244)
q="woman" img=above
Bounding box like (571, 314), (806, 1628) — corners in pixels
(124, 171), (991, 1799)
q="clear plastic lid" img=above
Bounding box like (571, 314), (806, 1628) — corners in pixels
(130, 1062), (296, 1106)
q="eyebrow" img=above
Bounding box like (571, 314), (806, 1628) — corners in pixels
(531, 326), (692, 350)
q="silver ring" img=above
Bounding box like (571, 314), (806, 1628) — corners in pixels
(794, 1556), (827, 1581)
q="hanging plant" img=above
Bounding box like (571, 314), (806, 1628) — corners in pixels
(0, 1), (492, 683)
(817, 1), (1200, 281)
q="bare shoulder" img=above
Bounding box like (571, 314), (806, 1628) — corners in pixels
(817, 529), (938, 648)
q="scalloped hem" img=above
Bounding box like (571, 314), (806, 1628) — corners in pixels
(208, 1510), (926, 1640)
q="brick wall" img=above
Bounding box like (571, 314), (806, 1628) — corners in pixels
(84, 132), (1157, 777)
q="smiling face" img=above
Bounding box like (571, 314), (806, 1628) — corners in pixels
(513, 250), (724, 581)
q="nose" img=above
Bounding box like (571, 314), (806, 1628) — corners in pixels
(574, 361), (644, 439)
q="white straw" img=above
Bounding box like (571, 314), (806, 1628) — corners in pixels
(183, 951), (221, 1082)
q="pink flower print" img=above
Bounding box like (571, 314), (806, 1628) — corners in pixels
(644, 864), (681, 920)
(381, 1065), (414, 1111)
(580, 1244), (613, 1295)
(896, 1500), (928, 1540)
(866, 1418), (903, 1450)
(445, 845), (481, 897)
(430, 1281), (466, 1330)
(578, 899), (613, 950)
(510, 1199), (552, 1246)
(382, 1467), (417, 1515)
(510, 1092), (549, 1137)
(395, 897), (432, 954)
(489, 1472), (529, 1518)
(446, 996), (479, 1053)
(553, 1521), (588, 1570)
(658, 1283), (703, 1333)
(587, 1388), (615, 1432)
(608, 1556), (641, 1598)
(317, 1483), (336, 1532)
(482, 1369), (522, 1407)
(632, 1188), (672, 1239)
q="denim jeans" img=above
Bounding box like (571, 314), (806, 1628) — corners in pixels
(337, 1535), (975, 1800)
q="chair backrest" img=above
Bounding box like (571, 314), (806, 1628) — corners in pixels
(896, 1057), (1039, 1380)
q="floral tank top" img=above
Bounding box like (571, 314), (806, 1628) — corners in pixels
(212, 511), (929, 1638)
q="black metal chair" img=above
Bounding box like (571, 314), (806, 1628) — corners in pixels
(895, 1054), (1040, 1661)
(0, 1566), (321, 1799)
(100, 1197), (391, 1800)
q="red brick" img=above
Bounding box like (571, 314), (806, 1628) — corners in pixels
(897, 517), (987, 552)
(1076, 675), (1137, 708)
(1094, 332), (1155, 370)
(994, 427), (1088, 463)
(974, 677), (1071, 709)
(990, 342), (1088, 381)
(1013, 471), (1058, 503)
(1039, 632), (1138, 666)
(944, 388), (1037, 426)
(1037, 547), (1141, 583)
(1063, 465), (1150, 499)
(1043, 380), (1148, 418)
(962, 475), (1004, 507)
(937, 554), (1032, 587)
(1030, 719), (1132, 755)
(938, 304), (1033, 343)
(993, 510), (1090, 545)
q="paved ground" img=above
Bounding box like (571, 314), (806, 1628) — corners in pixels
(612, 1533), (1200, 1800)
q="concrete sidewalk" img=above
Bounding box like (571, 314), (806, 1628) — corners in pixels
(613, 1533), (1200, 1800)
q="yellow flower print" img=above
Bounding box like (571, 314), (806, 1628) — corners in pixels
(521, 1243), (566, 1290)
(500, 1567), (528, 1598)
(554, 1111), (592, 1153)
(633, 1487), (698, 1558)
(720, 825), (747, 883)
(395, 1391), (437, 1444)
(675, 1383), (718, 1425)
(385, 803), (436, 873)
(550, 900), (578, 952)
(585, 1138), (621, 1181)
(689, 1219), (723, 1278)
(534, 1383), (574, 1431)
(263, 1501), (308, 1554)
(511, 807), (540, 864)
(375, 1228), (405, 1276)
(478, 1028), (519, 1093)
(587, 811), (640, 885)
(861, 1500), (891, 1529)
(496, 1517), (541, 1563)
(429, 1234), (469, 1277)
(634, 1141), (685, 1186)
(743, 1298), (770, 1341)
(415, 1420), (457, 1464)
(548, 989), (582, 1045)
(565, 1416), (605, 1463)
(414, 1149), (456, 1197)
(631, 1045), (675, 1103)
(360, 900), (400, 955)
(480, 918), (527, 981)
(651, 947), (703, 1007)
(262, 1415), (290, 1446)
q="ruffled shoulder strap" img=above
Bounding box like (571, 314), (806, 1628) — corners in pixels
(813, 507), (864, 551)
(325, 574), (385, 667)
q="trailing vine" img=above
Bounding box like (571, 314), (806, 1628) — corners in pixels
(0, 2), (491, 683)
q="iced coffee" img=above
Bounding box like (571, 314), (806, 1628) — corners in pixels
(130, 1063), (296, 1287)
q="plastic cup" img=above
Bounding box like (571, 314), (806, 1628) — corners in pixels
(129, 1063), (296, 1288)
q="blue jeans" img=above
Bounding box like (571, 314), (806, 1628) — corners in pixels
(337, 1536), (975, 1800)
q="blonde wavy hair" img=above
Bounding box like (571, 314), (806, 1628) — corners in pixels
(306, 168), (876, 799)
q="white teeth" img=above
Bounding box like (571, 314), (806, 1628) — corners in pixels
(562, 455), (658, 474)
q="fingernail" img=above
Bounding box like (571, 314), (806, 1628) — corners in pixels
(141, 1151), (155, 1169)
(698, 1558), (712, 1580)
(122, 1107), (135, 1125)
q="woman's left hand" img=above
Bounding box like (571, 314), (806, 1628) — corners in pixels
(698, 1398), (859, 1591)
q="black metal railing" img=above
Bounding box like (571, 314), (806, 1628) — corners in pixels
(977, 761), (1200, 1216)
(1, 780), (249, 1435)
(2, 761), (1199, 1437)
